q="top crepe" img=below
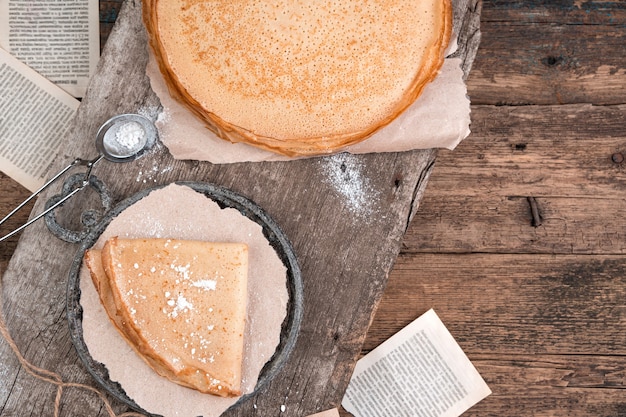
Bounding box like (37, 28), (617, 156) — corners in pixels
(143, 0), (452, 157)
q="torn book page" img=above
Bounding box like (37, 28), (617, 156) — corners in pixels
(342, 309), (491, 417)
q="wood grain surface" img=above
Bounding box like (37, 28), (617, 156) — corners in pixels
(0, 1), (480, 416)
(3, 1), (624, 416)
(365, 1), (626, 416)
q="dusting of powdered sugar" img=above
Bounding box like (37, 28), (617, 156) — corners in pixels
(191, 279), (218, 291)
(319, 153), (378, 217)
(165, 293), (194, 318)
(140, 103), (171, 143)
(126, 105), (174, 184)
(137, 104), (164, 123)
(129, 106), (173, 184)
(135, 159), (173, 184)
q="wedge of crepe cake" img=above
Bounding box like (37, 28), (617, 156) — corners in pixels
(143, 0), (452, 156)
(85, 237), (248, 397)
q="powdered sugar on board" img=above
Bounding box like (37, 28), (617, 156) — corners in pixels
(135, 160), (173, 184)
(318, 153), (379, 217)
(79, 184), (288, 417)
(131, 105), (174, 184)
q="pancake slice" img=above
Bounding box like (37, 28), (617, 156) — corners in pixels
(85, 237), (248, 397)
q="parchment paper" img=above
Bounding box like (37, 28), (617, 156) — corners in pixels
(306, 409), (341, 417)
(80, 184), (288, 417)
(146, 6), (470, 164)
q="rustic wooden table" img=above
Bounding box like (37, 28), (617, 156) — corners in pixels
(1, 1), (624, 416)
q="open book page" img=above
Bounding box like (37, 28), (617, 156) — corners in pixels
(0, 47), (79, 192)
(342, 309), (491, 417)
(0, 0), (99, 98)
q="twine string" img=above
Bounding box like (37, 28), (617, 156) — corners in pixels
(0, 306), (146, 417)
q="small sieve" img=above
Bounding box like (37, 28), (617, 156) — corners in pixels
(0, 114), (157, 242)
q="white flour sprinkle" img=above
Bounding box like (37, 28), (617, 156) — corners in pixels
(137, 104), (160, 120)
(192, 279), (217, 291)
(171, 263), (191, 279)
(319, 153), (377, 216)
(135, 160), (173, 184)
(166, 294), (194, 318)
(176, 295), (193, 310)
(154, 105), (170, 125)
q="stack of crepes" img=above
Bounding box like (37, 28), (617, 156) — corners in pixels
(84, 236), (249, 397)
(143, 0), (452, 157)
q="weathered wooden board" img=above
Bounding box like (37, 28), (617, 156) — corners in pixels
(0, 1), (481, 416)
(467, 0), (626, 105)
(0, 174), (32, 274)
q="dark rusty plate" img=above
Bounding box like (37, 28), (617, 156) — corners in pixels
(66, 181), (303, 416)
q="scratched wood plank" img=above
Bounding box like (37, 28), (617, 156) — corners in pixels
(468, 353), (626, 417)
(0, 1), (481, 416)
(467, 0), (626, 105)
(358, 2), (626, 415)
(471, 354), (626, 391)
(366, 253), (626, 355)
(401, 104), (626, 255)
(99, 0), (124, 52)
(404, 193), (626, 255)
(360, 253), (626, 416)
(418, 104), (626, 198)
(0, 174), (31, 276)
(466, 378), (626, 417)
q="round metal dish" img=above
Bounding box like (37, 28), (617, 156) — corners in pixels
(66, 181), (303, 416)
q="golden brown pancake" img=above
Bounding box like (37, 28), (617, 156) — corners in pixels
(144, 0), (452, 156)
(85, 237), (248, 397)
